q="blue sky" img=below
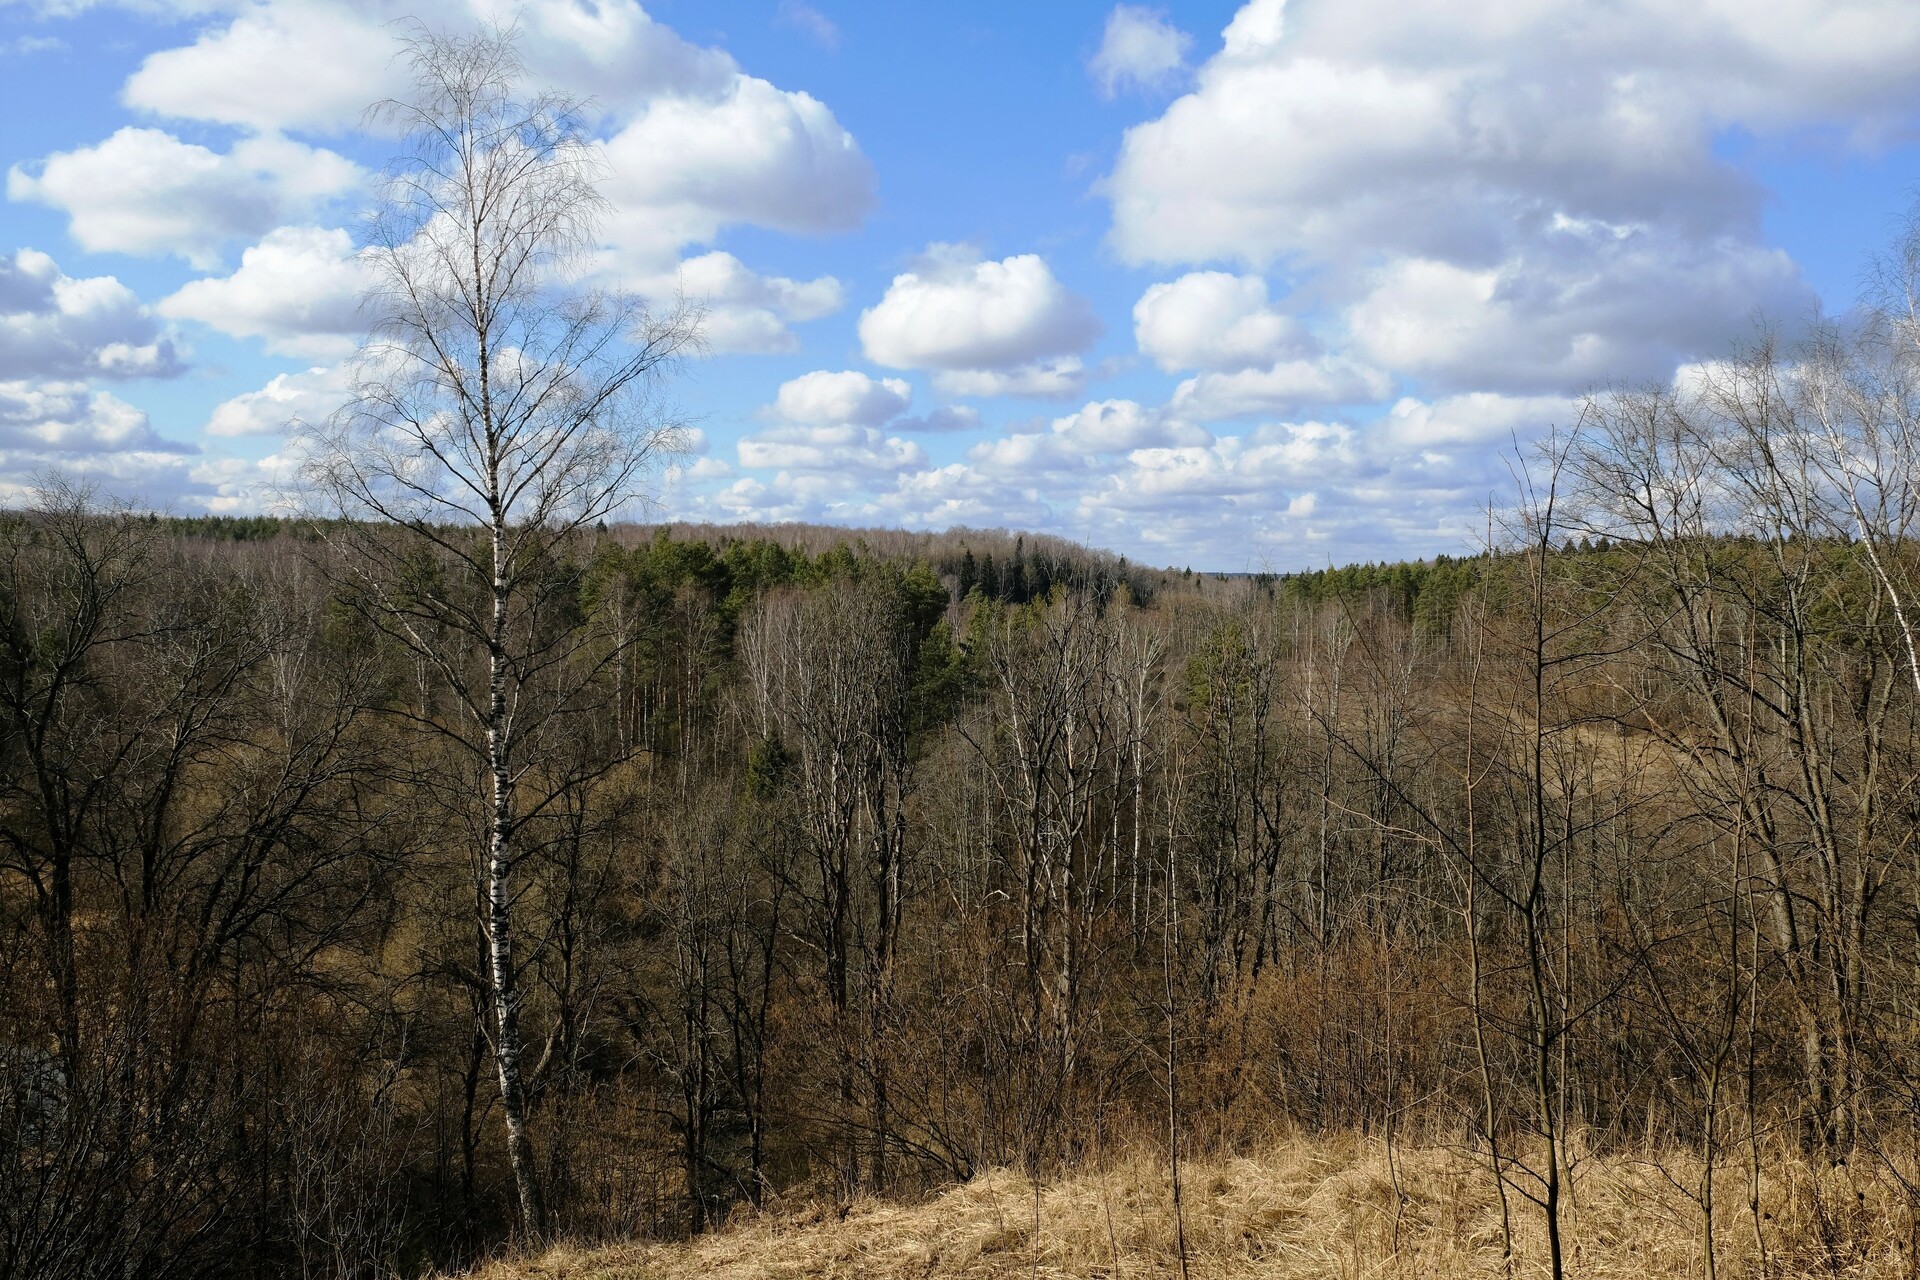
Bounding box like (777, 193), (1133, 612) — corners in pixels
(2, 0), (1918, 570)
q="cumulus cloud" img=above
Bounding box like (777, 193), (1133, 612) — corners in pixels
(1052, 398), (1201, 452)
(642, 251), (842, 354)
(0, 380), (187, 454)
(1090, 5), (1191, 99)
(859, 246), (1101, 397)
(1133, 271), (1388, 417)
(185, 451), (303, 514)
(931, 359), (1089, 400)
(0, 0), (887, 519)
(8, 128), (364, 267)
(1168, 357), (1391, 420)
(1081, 0), (1920, 420)
(508, 0), (740, 111)
(699, 369), (1480, 565)
(0, 249), (183, 379)
(123, 0), (403, 132)
(1059, 418), (1398, 565)
(693, 456), (1059, 533)
(205, 364), (351, 438)
(891, 405), (981, 434)
(1098, 439), (1294, 508)
(52, 0), (872, 313)
(0, 440), (293, 516)
(736, 369), (996, 506)
(745, 368), (976, 479)
(159, 226), (370, 358)
(772, 370), (911, 425)
(120, 0), (737, 133)
(32, 0), (1903, 569)
(861, 246), (1100, 370)
(738, 423), (927, 476)
(601, 74), (875, 262)
(1105, 0), (1920, 271)
(1345, 230), (1805, 391)
(1133, 271), (1311, 372)
(1379, 392), (1580, 449)
(970, 398), (1209, 475)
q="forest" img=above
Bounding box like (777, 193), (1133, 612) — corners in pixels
(13, 322), (1920, 1276)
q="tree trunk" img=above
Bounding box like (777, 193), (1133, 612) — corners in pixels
(487, 535), (545, 1238)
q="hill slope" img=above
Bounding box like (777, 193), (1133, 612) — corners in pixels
(464, 1136), (1906, 1279)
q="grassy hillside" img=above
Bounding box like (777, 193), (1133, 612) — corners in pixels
(464, 1135), (1917, 1279)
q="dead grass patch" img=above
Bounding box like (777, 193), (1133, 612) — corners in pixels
(460, 1133), (1920, 1279)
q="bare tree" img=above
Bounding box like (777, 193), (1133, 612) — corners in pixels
(736, 575), (916, 1194)
(301, 24), (699, 1236)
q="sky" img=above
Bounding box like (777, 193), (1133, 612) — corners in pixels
(2, 0), (1919, 571)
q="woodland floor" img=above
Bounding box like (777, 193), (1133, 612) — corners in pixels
(461, 1132), (1920, 1279)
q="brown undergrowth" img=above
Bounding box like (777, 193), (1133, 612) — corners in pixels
(460, 1132), (1920, 1279)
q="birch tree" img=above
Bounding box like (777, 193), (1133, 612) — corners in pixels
(302, 25), (698, 1236)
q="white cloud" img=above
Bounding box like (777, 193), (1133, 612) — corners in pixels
(2, 0), (891, 519)
(0, 0), (228, 19)
(1090, 5), (1192, 99)
(119, 0), (738, 133)
(892, 405), (981, 434)
(8, 128), (364, 267)
(601, 74), (875, 262)
(1133, 270), (1309, 372)
(772, 369), (911, 425)
(31, 0), (1906, 570)
(721, 398), (958, 521)
(1168, 357), (1391, 420)
(0, 249), (183, 379)
(970, 398), (1208, 475)
(1346, 231), (1805, 391)
(692, 456), (1060, 533)
(642, 251), (842, 354)
(0, 380), (186, 454)
(0, 444), (296, 516)
(860, 247), (1100, 396)
(48, 0), (871, 289)
(968, 431), (1085, 478)
(205, 364), (351, 438)
(1379, 392), (1579, 449)
(738, 422), (927, 476)
(1104, 0), (1920, 271)
(1093, 0), (1920, 402)
(1066, 419), (1369, 556)
(159, 226), (370, 358)
(514, 0), (738, 107)
(186, 451), (301, 514)
(123, 0), (402, 132)
(932, 358), (1089, 400)
(1053, 398), (1197, 452)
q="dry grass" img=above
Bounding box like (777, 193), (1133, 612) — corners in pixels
(463, 1133), (1920, 1279)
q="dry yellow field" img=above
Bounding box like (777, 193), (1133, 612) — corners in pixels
(463, 1134), (1920, 1279)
